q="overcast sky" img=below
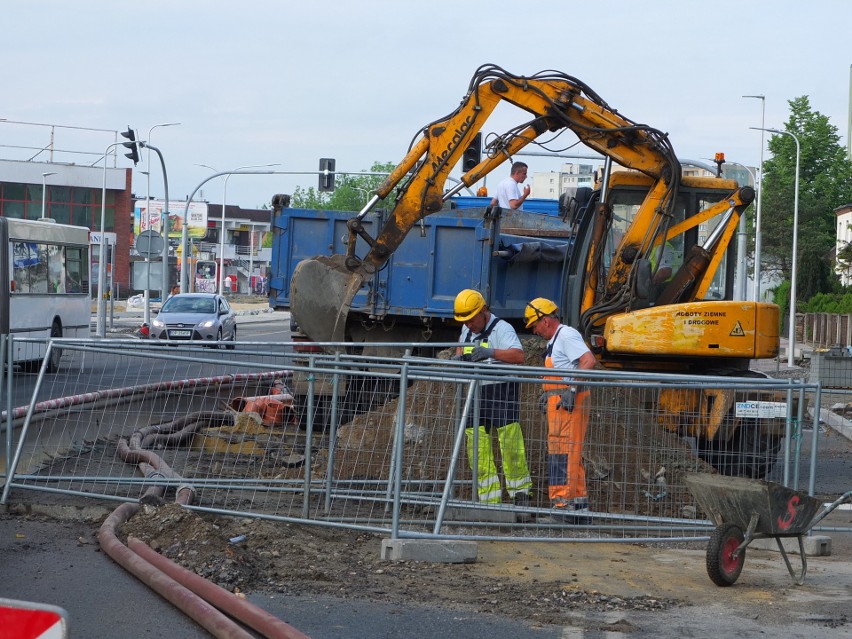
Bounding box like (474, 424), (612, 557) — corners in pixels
(2, 0), (850, 209)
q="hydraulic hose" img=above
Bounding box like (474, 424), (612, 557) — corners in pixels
(98, 503), (254, 639)
(1, 370), (288, 423)
(128, 537), (311, 639)
(103, 397), (313, 637)
(134, 411), (232, 449)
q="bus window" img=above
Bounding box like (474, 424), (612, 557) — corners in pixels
(64, 247), (88, 293)
(12, 242), (50, 294)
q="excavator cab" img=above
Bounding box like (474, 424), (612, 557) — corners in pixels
(599, 172), (737, 307)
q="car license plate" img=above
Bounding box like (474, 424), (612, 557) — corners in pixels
(169, 330), (191, 337)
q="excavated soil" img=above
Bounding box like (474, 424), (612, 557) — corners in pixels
(330, 338), (715, 517)
(120, 502), (680, 625)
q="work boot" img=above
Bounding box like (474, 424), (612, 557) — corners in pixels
(550, 497), (590, 524)
(514, 492), (533, 523)
(571, 497), (591, 524)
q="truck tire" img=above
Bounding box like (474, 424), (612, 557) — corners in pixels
(706, 522), (746, 586)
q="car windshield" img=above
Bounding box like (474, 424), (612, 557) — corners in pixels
(162, 297), (216, 314)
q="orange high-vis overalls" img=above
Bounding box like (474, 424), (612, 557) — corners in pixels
(543, 340), (589, 503)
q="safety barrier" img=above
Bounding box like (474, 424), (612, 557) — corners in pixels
(0, 334), (825, 543)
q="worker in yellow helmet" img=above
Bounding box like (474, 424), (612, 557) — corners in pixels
(525, 297), (597, 519)
(453, 289), (533, 519)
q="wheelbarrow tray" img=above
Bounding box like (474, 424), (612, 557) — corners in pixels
(684, 473), (823, 536)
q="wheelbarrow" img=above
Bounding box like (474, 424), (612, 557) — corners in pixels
(684, 473), (852, 587)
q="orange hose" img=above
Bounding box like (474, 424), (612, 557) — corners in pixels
(128, 537), (311, 639)
(98, 504), (254, 639)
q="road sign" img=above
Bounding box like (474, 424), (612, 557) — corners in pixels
(135, 230), (165, 259)
(0, 599), (68, 638)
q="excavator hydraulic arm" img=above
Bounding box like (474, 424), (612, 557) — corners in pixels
(291, 65), (682, 343)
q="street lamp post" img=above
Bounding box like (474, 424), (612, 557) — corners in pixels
(96, 143), (124, 338)
(198, 163), (279, 294)
(744, 95), (766, 300)
(752, 126), (800, 367)
(40, 172), (56, 218)
(144, 122), (180, 324)
(723, 160), (756, 301)
(247, 222), (256, 294)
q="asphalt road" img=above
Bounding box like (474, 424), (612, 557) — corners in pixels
(7, 309), (292, 409)
(2, 506), (850, 639)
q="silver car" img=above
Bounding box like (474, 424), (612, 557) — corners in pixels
(151, 293), (237, 348)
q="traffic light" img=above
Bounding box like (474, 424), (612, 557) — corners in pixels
(461, 133), (482, 172)
(318, 158), (336, 192)
(121, 126), (140, 165)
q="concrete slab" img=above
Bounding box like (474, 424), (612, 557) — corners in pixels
(443, 506), (517, 523)
(812, 407), (852, 442)
(381, 539), (478, 563)
(749, 534), (832, 556)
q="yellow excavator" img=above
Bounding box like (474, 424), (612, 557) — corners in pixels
(290, 64), (783, 477)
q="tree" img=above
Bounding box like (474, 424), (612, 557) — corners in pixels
(291, 162), (396, 211)
(758, 96), (852, 301)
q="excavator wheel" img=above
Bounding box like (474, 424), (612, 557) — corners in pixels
(697, 422), (782, 479)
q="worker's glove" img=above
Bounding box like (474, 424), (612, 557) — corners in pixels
(557, 387), (577, 413)
(468, 345), (495, 362)
(538, 393), (548, 414)
(450, 353), (467, 361)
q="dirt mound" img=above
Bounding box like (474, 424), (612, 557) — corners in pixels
(120, 503), (680, 624)
(333, 337), (713, 516)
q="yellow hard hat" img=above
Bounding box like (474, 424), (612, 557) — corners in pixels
(454, 289), (486, 322)
(524, 297), (558, 328)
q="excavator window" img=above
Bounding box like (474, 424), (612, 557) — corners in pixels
(604, 180), (735, 302)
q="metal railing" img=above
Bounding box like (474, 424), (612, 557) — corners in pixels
(0, 335), (833, 543)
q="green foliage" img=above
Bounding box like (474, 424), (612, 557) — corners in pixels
(770, 280), (791, 330)
(802, 290), (852, 314)
(291, 162), (396, 211)
(759, 97), (852, 296)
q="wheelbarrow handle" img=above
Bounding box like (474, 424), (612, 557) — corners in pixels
(808, 490), (852, 528)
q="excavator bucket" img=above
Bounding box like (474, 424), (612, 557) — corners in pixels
(290, 254), (364, 346)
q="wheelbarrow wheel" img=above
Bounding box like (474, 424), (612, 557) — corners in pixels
(706, 522), (746, 586)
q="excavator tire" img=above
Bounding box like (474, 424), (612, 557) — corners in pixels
(695, 369), (784, 479)
(697, 422), (782, 479)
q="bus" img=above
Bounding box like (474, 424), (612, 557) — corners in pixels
(0, 217), (91, 372)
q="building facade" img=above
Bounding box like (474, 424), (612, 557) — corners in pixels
(835, 204), (852, 286)
(529, 162), (595, 199)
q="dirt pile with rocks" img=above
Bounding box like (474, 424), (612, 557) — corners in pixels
(120, 502), (680, 625)
(332, 337), (713, 516)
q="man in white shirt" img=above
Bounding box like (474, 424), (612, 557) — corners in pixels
(453, 289), (533, 516)
(492, 162), (530, 210)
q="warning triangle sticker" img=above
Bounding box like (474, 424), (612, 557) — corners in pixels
(730, 321), (745, 337)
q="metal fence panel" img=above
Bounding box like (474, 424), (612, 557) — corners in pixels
(1, 336), (821, 543)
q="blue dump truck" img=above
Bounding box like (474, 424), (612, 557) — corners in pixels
(268, 194), (573, 346)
